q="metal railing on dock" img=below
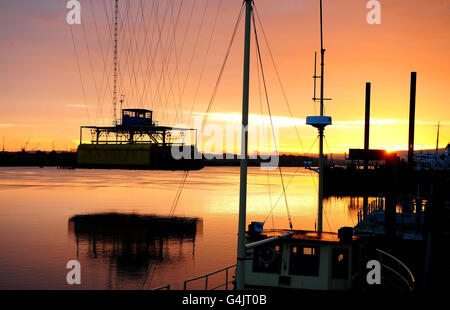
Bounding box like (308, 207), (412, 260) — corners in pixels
(183, 264), (236, 290)
(357, 196), (384, 224)
(376, 248), (415, 290)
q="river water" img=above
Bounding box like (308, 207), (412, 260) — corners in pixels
(0, 166), (360, 289)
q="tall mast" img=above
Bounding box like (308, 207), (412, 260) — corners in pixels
(113, 0), (119, 125)
(307, 0), (331, 233)
(236, 0), (252, 290)
(318, 0), (325, 233)
(319, 0), (325, 117)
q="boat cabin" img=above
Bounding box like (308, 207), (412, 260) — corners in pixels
(244, 225), (356, 290)
(121, 109), (154, 127)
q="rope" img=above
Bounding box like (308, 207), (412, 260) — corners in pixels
(140, 0), (165, 114)
(154, 0), (183, 124)
(253, 6), (307, 156)
(253, 4), (336, 233)
(200, 2), (245, 131)
(252, 9), (293, 231)
(81, 14), (100, 122)
(163, 0), (185, 123)
(188, 0), (223, 125)
(126, 0), (148, 111)
(121, 0), (146, 112)
(261, 91), (320, 223)
(170, 0), (198, 121)
(68, 25), (91, 125)
(135, 0), (157, 110)
(167, 2), (245, 217)
(152, 0), (177, 124)
(255, 35), (274, 230)
(177, 0), (208, 123)
(94, 0), (115, 125)
(141, 263), (153, 290)
(263, 167), (301, 224)
(255, 3), (322, 198)
(168, 170), (189, 217)
(91, 0), (113, 126)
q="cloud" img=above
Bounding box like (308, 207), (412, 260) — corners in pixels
(65, 104), (91, 109)
(194, 112), (306, 127)
(0, 123), (32, 128)
(193, 112), (448, 129)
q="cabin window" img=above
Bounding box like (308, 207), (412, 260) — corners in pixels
(252, 244), (282, 273)
(331, 248), (349, 279)
(129, 111), (135, 117)
(289, 245), (320, 276)
(145, 112), (151, 118)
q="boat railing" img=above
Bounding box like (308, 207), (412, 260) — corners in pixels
(183, 264), (236, 290)
(376, 248), (415, 290)
(151, 284), (171, 290)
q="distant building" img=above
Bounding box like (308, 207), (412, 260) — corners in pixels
(77, 108), (203, 170)
(414, 143), (450, 171)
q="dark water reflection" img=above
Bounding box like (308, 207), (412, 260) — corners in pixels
(68, 213), (201, 287)
(0, 167), (362, 289)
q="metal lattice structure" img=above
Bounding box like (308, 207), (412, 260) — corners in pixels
(79, 109), (197, 147)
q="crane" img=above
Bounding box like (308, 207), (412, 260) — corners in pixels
(21, 138), (30, 152)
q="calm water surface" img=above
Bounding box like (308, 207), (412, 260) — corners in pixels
(0, 167), (360, 289)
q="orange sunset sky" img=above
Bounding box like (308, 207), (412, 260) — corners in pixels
(0, 0), (449, 154)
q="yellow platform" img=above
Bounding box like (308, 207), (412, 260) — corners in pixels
(77, 144), (153, 166)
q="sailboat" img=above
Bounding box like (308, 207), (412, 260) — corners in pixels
(233, 0), (358, 290)
(415, 122), (450, 171)
(232, 0), (420, 291)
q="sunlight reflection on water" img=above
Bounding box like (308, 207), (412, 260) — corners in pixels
(0, 166), (361, 289)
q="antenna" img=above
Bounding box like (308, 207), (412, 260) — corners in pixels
(112, 0), (119, 125)
(22, 138), (30, 152)
(120, 94), (125, 112)
(119, 94), (125, 125)
(314, 0), (332, 106)
(313, 52), (318, 101)
(306, 0), (332, 233)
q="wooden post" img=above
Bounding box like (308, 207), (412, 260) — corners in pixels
(408, 72), (417, 168)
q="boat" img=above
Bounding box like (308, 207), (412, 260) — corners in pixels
(235, 0), (416, 291)
(414, 124), (450, 171)
(150, 0), (421, 291)
(236, 0), (358, 290)
(243, 226), (357, 290)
